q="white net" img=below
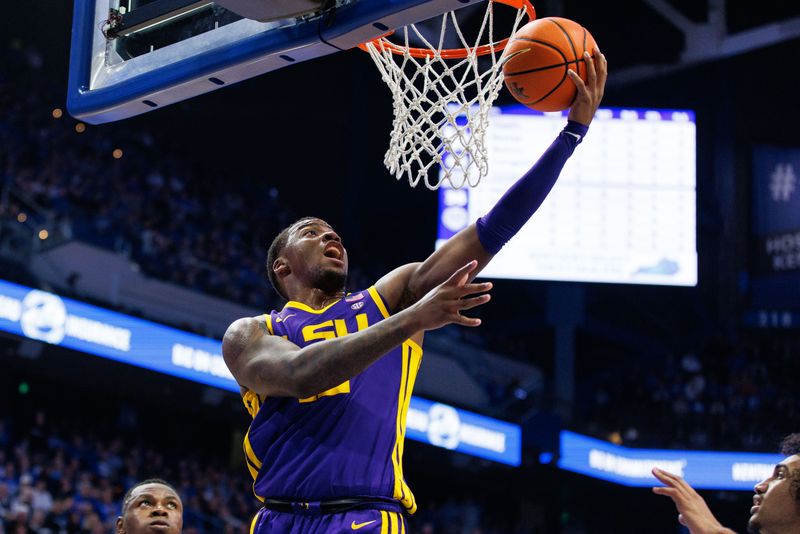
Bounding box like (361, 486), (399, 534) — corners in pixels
(363, 1), (531, 189)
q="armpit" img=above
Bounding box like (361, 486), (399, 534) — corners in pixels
(257, 314), (271, 334)
(396, 284), (418, 313)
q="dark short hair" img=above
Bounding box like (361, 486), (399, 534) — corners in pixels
(121, 479), (178, 515)
(780, 434), (800, 505)
(780, 434), (800, 456)
(266, 216), (320, 300)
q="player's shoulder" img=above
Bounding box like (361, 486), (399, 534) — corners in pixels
(222, 315), (271, 359)
(226, 314), (271, 335)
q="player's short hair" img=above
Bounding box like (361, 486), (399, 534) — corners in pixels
(120, 479), (178, 515)
(779, 434), (800, 504)
(266, 216), (319, 300)
(780, 433), (800, 456)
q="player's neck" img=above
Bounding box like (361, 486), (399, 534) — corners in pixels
(287, 287), (345, 310)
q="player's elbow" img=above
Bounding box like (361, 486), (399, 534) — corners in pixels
(242, 350), (314, 399)
(282, 358), (320, 399)
(279, 350), (339, 399)
(290, 381), (318, 400)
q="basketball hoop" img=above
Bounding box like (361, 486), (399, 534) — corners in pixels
(359, 0), (536, 189)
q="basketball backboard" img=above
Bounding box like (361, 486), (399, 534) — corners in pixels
(68, 0), (488, 124)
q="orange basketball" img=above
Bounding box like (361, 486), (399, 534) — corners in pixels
(501, 17), (598, 111)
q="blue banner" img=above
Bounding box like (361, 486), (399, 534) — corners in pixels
(559, 431), (782, 491)
(0, 278), (234, 391)
(751, 147), (800, 310)
(406, 397), (521, 466)
(752, 147), (800, 235)
(0, 278), (521, 466)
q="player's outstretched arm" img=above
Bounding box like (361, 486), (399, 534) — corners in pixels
(652, 468), (737, 534)
(378, 50), (607, 312)
(224, 261), (491, 398)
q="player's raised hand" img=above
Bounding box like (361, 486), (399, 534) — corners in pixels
(652, 468), (735, 534)
(410, 260), (492, 331)
(567, 47), (607, 126)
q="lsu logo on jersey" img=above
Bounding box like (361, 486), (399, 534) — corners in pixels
(298, 312), (371, 403)
(301, 314), (370, 342)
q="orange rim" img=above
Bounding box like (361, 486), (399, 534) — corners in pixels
(357, 0), (536, 59)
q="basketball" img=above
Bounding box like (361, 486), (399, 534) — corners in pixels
(501, 17), (598, 111)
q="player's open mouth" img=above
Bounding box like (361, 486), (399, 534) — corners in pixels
(149, 520), (171, 528)
(324, 246), (343, 260)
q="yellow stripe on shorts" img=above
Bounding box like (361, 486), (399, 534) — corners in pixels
(249, 509), (260, 534)
(379, 511), (388, 534)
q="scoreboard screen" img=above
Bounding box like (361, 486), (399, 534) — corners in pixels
(437, 107), (697, 286)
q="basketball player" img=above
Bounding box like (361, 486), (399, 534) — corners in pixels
(223, 50), (607, 533)
(652, 433), (800, 534)
(115, 479), (182, 534)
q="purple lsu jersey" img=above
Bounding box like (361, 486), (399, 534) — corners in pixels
(240, 286), (422, 514)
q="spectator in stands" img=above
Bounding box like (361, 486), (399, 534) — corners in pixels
(581, 334), (800, 453)
(116, 479), (182, 534)
(653, 433), (800, 534)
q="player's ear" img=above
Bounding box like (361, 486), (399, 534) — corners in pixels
(115, 516), (125, 534)
(273, 257), (290, 278)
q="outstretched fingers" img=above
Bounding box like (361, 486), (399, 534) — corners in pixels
(653, 468), (688, 490)
(452, 312), (482, 327)
(594, 48), (607, 96)
(453, 281), (492, 326)
(436, 261), (494, 327)
(446, 260), (479, 287)
(567, 69), (587, 97)
(584, 51), (597, 89)
(461, 281), (493, 296)
(458, 293), (491, 311)
(652, 467), (677, 485)
(652, 468), (694, 503)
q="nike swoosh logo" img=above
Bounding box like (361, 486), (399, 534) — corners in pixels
(351, 520), (377, 530)
(275, 314), (296, 323)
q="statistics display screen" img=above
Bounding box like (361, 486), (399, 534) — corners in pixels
(436, 107), (697, 286)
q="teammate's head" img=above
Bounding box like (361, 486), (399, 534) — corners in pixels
(748, 434), (800, 534)
(267, 217), (348, 299)
(116, 479), (182, 534)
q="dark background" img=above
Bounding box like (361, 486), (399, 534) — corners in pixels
(2, 1), (800, 532)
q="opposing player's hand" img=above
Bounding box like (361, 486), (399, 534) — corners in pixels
(567, 47), (607, 126)
(652, 468), (735, 534)
(410, 260), (492, 331)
